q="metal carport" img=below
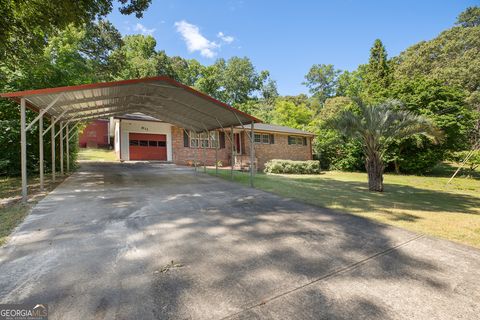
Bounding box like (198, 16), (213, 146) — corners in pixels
(0, 76), (261, 202)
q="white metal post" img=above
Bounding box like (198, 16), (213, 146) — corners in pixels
(203, 131), (207, 173)
(39, 114), (44, 191)
(59, 121), (64, 175)
(66, 123), (70, 172)
(193, 132), (197, 174)
(230, 125), (234, 180)
(20, 98), (27, 202)
(51, 117), (56, 182)
(250, 122), (254, 188)
(215, 131), (218, 176)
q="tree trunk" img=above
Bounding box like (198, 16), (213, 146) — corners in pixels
(394, 160), (400, 174)
(366, 154), (384, 192)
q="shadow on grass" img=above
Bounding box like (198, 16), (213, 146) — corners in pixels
(270, 174), (480, 215)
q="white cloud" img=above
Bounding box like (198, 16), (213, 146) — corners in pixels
(174, 20), (219, 58)
(134, 23), (156, 35)
(217, 32), (234, 44)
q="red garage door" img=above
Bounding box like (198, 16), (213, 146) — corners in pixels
(129, 133), (167, 161)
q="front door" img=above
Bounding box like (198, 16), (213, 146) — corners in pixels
(234, 133), (242, 154)
(129, 133), (167, 161)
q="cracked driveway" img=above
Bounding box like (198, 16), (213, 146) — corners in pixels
(1, 162), (479, 319)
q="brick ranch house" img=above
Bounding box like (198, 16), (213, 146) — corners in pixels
(80, 114), (315, 170)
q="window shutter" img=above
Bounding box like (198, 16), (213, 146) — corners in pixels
(270, 134), (275, 144)
(183, 130), (189, 147)
(219, 131), (225, 149)
(303, 137), (307, 145)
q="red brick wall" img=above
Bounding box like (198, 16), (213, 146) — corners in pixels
(79, 120), (109, 148)
(171, 127), (232, 166)
(171, 126), (313, 170)
(243, 132), (313, 170)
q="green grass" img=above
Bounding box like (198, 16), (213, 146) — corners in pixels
(0, 204), (31, 246)
(77, 148), (117, 161)
(207, 167), (480, 248)
(0, 174), (68, 246)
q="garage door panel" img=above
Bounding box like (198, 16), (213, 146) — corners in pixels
(129, 133), (167, 161)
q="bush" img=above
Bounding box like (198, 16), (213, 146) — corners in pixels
(264, 159), (320, 174)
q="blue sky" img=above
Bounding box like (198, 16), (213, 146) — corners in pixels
(107, 0), (478, 96)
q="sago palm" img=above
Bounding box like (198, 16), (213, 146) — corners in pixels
(327, 100), (442, 192)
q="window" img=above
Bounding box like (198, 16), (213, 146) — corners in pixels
(189, 131), (219, 148)
(139, 140), (148, 146)
(158, 141), (166, 147)
(288, 136), (307, 146)
(261, 134), (270, 144)
(129, 140), (139, 146)
(252, 133), (271, 144)
(148, 141), (157, 147)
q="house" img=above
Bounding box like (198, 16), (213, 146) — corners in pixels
(81, 113), (315, 170)
(78, 119), (110, 148)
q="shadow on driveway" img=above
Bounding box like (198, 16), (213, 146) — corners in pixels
(0, 162), (479, 319)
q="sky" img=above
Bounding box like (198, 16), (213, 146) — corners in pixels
(107, 0), (479, 96)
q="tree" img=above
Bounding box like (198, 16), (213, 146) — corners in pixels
(388, 77), (474, 173)
(456, 6), (480, 27)
(0, 0), (151, 62)
(303, 64), (341, 103)
(327, 100), (441, 192)
(221, 57), (269, 106)
(363, 39), (391, 103)
(271, 98), (313, 130)
(110, 34), (158, 79)
(393, 21), (480, 93)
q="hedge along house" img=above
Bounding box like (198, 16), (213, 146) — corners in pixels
(0, 76), (261, 202)
(104, 113), (314, 170)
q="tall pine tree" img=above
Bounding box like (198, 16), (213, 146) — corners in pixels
(363, 39), (391, 103)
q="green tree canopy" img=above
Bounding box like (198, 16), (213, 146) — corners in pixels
(303, 64), (341, 103)
(0, 0), (151, 62)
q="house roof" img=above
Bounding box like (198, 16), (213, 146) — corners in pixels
(0, 76), (261, 132)
(114, 113), (163, 122)
(236, 123), (315, 136)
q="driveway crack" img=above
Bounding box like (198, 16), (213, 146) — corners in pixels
(220, 234), (425, 320)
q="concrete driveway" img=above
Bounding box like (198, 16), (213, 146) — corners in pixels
(0, 162), (479, 319)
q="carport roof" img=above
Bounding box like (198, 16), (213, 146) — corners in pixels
(0, 76), (261, 132)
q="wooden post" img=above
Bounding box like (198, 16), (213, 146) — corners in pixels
(20, 98), (27, 202)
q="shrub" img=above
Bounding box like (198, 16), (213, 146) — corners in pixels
(264, 159), (320, 174)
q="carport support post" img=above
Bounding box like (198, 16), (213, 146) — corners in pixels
(20, 98), (27, 202)
(215, 132), (218, 175)
(230, 125), (234, 180)
(193, 132), (198, 174)
(250, 122), (254, 188)
(66, 123), (70, 173)
(51, 117), (56, 183)
(203, 131), (207, 173)
(59, 122), (64, 175)
(39, 114), (44, 191)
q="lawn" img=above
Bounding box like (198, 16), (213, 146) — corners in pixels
(0, 174), (68, 245)
(208, 166), (480, 248)
(77, 148), (117, 161)
(0, 148), (115, 246)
